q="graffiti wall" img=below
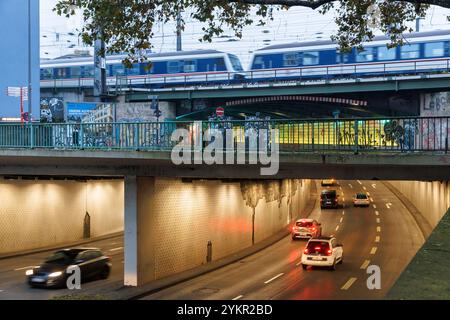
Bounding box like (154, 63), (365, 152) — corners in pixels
(40, 97), (65, 123)
(420, 92), (450, 150)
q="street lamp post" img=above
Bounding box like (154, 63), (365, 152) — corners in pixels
(27, 0), (32, 120)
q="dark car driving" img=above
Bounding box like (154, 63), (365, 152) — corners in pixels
(320, 190), (341, 209)
(26, 248), (111, 288)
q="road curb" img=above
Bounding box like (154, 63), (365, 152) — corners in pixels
(382, 181), (432, 239)
(0, 231), (124, 260)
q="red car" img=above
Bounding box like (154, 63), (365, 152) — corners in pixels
(292, 219), (322, 240)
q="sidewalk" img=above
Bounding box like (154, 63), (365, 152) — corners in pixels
(53, 181), (318, 300)
(0, 232), (123, 260)
(386, 207), (450, 300)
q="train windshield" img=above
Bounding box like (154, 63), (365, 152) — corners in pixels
(228, 54), (243, 71)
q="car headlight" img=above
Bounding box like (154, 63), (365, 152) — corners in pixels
(48, 271), (63, 278)
(25, 269), (34, 276)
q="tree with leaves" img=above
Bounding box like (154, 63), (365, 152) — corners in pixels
(55, 1), (449, 67)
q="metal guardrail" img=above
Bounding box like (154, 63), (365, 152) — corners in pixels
(0, 116), (448, 154)
(40, 58), (450, 90)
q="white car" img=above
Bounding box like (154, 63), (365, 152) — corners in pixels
(353, 193), (370, 207)
(301, 237), (343, 270)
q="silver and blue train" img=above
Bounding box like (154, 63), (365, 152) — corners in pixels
(40, 30), (450, 87)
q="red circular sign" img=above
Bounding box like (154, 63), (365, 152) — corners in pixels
(216, 107), (224, 117)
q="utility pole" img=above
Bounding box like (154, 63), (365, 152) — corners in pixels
(94, 30), (106, 100)
(176, 10), (182, 51)
(27, 0), (32, 121)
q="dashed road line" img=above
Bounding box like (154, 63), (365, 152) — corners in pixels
(370, 247), (378, 255)
(373, 204), (377, 209)
(348, 184), (353, 189)
(110, 247), (123, 252)
(264, 273), (284, 284)
(366, 192), (370, 196)
(375, 211), (379, 216)
(360, 260), (370, 270)
(375, 236), (380, 243)
(341, 277), (357, 290)
(232, 295), (243, 300)
(14, 266), (35, 271)
(371, 183), (377, 189)
(363, 186), (367, 190)
(376, 226), (381, 232)
(340, 217), (344, 223)
(386, 203), (392, 209)
(335, 225), (340, 231)
(357, 180), (362, 185)
(376, 218), (381, 224)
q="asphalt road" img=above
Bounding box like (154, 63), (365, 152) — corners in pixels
(141, 180), (424, 300)
(0, 235), (124, 300)
(0, 180), (425, 300)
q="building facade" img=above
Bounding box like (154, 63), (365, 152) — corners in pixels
(0, 0), (40, 119)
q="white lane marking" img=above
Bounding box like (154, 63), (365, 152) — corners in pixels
(335, 225), (340, 231)
(340, 186), (343, 191)
(376, 218), (381, 224)
(342, 211), (345, 215)
(296, 261), (302, 266)
(341, 277), (357, 290)
(264, 273), (284, 284)
(232, 295), (243, 300)
(348, 184), (353, 189)
(366, 192), (370, 196)
(357, 180), (362, 185)
(110, 247), (123, 252)
(343, 198), (345, 202)
(377, 226), (381, 232)
(370, 198), (374, 203)
(363, 186), (367, 190)
(373, 204), (377, 209)
(340, 217), (344, 223)
(14, 266), (36, 271)
(375, 211), (379, 216)
(386, 203), (392, 209)
(370, 247), (378, 255)
(372, 183), (377, 189)
(360, 260), (370, 270)
(375, 236), (380, 243)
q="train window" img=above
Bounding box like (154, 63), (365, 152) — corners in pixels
(336, 52), (349, 64)
(112, 63), (126, 76)
(303, 51), (319, 65)
(228, 54), (243, 71)
(425, 42), (444, 57)
(82, 66), (94, 77)
(283, 53), (300, 67)
(400, 44), (420, 59)
(70, 67), (81, 78)
(356, 48), (374, 62)
(40, 68), (53, 80)
(183, 60), (197, 72)
(126, 63), (140, 75)
(56, 68), (68, 79)
(253, 56), (265, 69)
(167, 61), (181, 73)
(377, 46), (396, 61)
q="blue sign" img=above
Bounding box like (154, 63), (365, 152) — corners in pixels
(66, 102), (98, 123)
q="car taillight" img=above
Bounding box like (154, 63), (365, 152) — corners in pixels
(314, 246), (321, 251)
(311, 227), (316, 232)
(326, 249), (332, 256)
(303, 248), (309, 254)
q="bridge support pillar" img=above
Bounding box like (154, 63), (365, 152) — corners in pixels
(124, 175), (156, 286)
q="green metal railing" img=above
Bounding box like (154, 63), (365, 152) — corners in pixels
(0, 116), (448, 153)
